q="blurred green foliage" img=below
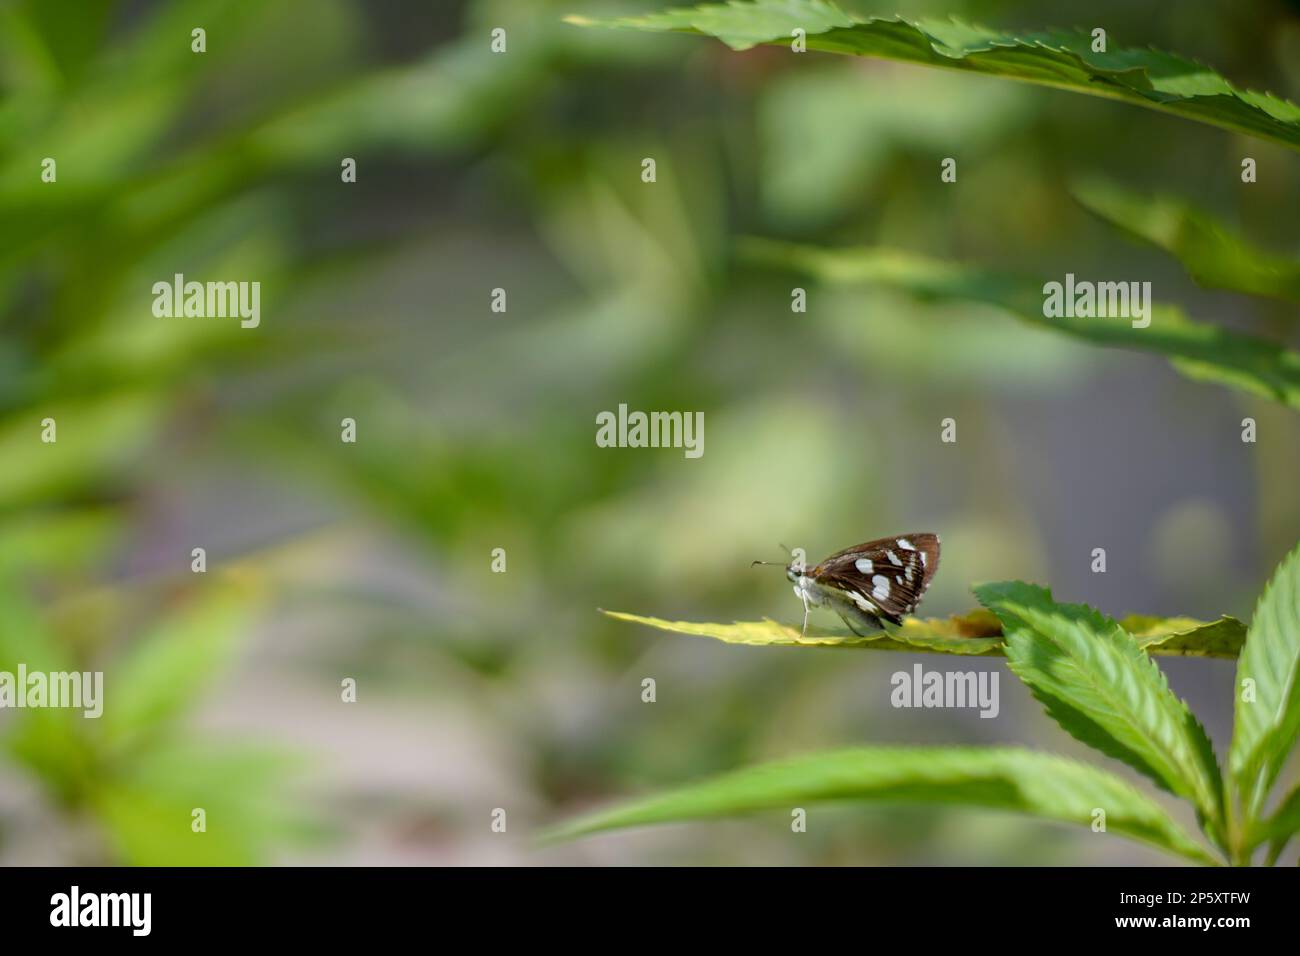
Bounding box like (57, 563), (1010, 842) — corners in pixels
(1, 0), (1298, 865)
(1073, 178), (1300, 303)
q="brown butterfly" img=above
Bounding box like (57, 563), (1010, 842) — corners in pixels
(754, 534), (941, 637)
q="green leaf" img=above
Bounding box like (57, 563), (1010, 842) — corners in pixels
(1244, 784), (1300, 862)
(742, 238), (1300, 410)
(0, 574), (69, 674)
(0, 577), (103, 803)
(1073, 179), (1300, 304)
(1230, 544), (1300, 818)
(98, 576), (266, 754)
(0, 392), (165, 511)
(603, 608), (1244, 658)
(544, 745), (1217, 864)
(567, 0), (1300, 151)
(93, 742), (312, 866)
(975, 582), (1225, 836)
(0, 508), (123, 577)
(602, 608), (1004, 654)
(1122, 615), (1247, 658)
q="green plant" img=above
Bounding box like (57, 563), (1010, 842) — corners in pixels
(739, 238), (1300, 409)
(549, 543), (1300, 865)
(569, 0), (1300, 150)
(1, 0), (586, 866)
(1070, 179), (1300, 304)
(571, 1), (1300, 408)
(0, 572), (308, 864)
(547, 1), (1300, 865)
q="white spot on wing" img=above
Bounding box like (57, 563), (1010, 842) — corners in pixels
(887, 551), (903, 566)
(854, 558), (873, 573)
(847, 590), (873, 610)
(872, 575), (890, 600)
(920, 552), (928, 567)
(897, 538), (915, 550)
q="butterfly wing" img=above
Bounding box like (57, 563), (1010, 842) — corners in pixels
(811, 533), (940, 625)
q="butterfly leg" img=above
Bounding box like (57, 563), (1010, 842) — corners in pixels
(836, 605), (883, 637)
(798, 591), (810, 642)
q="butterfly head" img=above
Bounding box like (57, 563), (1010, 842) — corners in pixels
(751, 557), (811, 585)
(784, 562), (810, 585)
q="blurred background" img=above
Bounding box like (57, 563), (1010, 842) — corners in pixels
(1, 0), (1298, 865)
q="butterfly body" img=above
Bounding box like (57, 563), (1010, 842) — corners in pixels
(773, 533), (941, 637)
(787, 568), (885, 635)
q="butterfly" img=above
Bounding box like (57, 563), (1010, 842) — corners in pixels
(754, 534), (940, 638)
